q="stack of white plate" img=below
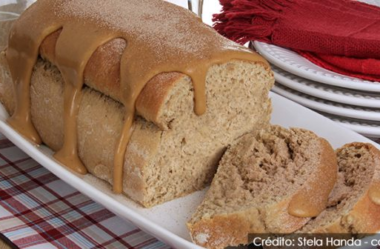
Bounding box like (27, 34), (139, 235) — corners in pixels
(252, 41), (380, 141)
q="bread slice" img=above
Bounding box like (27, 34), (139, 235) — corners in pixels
(187, 126), (337, 249)
(0, 50), (274, 207)
(298, 142), (380, 234)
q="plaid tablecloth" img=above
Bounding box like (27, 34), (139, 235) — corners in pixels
(0, 133), (171, 249)
(0, 132), (379, 249)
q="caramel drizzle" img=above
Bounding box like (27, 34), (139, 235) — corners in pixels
(54, 25), (118, 175)
(6, 0), (267, 194)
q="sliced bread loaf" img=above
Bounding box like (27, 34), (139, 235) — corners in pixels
(299, 142), (380, 234)
(0, 51), (274, 207)
(187, 126), (337, 249)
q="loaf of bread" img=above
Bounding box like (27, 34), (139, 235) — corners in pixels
(187, 126), (337, 249)
(0, 55), (273, 207)
(262, 143), (380, 249)
(0, 0), (274, 207)
(299, 142), (380, 234)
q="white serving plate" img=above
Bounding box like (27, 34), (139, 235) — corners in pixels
(1, 93), (379, 249)
(253, 42), (380, 93)
(319, 112), (380, 138)
(272, 84), (380, 122)
(273, 65), (380, 108)
(361, 0), (380, 4)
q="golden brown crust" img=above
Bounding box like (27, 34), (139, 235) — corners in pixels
(365, 143), (380, 206)
(188, 128), (338, 248)
(123, 119), (162, 203)
(135, 72), (186, 130)
(40, 30), (187, 129)
(311, 183), (380, 234)
(264, 198), (310, 234)
(349, 191), (380, 234)
(288, 138), (338, 218)
(309, 143), (380, 234)
(188, 208), (263, 249)
(41, 30), (124, 101)
(0, 51), (15, 115)
(188, 197), (310, 249)
(341, 143), (380, 234)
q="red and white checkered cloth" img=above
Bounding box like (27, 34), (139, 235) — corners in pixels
(0, 133), (171, 249)
(0, 132), (379, 249)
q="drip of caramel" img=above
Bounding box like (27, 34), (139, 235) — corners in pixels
(6, 0), (267, 193)
(54, 25), (118, 174)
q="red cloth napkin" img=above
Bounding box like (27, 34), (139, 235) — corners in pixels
(299, 51), (380, 81)
(214, 0), (380, 82)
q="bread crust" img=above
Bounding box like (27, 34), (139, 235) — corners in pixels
(340, 143), (380, 234)
(39, 31), (271, 131)
(188, 128), (338, 248)
(288, 138), (337, 218)
(0, 51), (274, 207)
(187, 198), (312, 249)
(39, 30), (188, 129)
(312, 143), (380, 234)
(188, 208), (263, 249)
(0, 52), (14, 115)
(263, 197), (310, 234)
(1, 42), (188, 131)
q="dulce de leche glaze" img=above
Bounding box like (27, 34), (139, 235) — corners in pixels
(6, 0), (268, 193)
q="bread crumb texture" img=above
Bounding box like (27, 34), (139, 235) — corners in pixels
(188, 125), (337, 249)
(300, 143), (380, 234)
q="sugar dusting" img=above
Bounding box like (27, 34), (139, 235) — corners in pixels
(52, 0), (243, 62)
(194, 232), (210, 244)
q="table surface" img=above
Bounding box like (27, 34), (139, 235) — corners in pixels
(1, 1), (24, 245)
